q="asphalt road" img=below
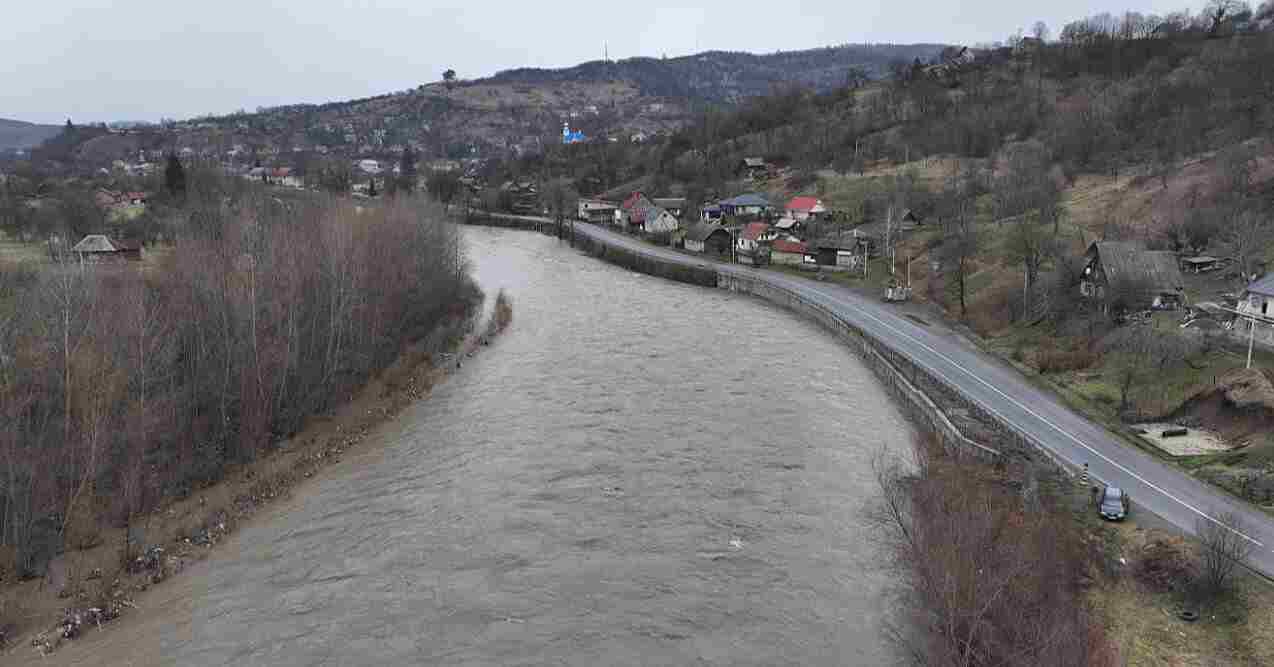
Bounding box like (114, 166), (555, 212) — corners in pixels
(547, 219), (1274, 578)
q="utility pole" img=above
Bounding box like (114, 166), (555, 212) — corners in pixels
(886, 204), (895, 277)
(1249, 315), (1257, 370)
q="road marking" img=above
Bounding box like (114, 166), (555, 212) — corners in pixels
(577, 224), (1265, 549)
(782, 276), (1265, 548)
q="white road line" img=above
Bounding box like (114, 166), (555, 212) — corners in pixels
(782, 276), (1265, 547)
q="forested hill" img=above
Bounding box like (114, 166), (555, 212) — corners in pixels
(0, 118), (62, 152)
(484, 45), (947, 102)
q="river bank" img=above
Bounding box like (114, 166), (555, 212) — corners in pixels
(1, 294), (511, 660)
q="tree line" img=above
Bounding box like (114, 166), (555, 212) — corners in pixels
(0, 175), (480, 578)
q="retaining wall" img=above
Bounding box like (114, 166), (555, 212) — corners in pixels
(717, 273), (1002, 462)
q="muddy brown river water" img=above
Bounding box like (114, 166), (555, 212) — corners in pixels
(37, 227), (915, 666)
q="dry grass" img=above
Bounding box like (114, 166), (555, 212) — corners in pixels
(1091, 523), (1274, 666)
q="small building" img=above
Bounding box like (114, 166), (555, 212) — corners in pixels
(70, 235), (142, 263)
(577, 198), (617, 224)
(784, 196), (827, 221)
(1080, 241), (1186, 311)
(701, 203), (723, 222)
(770, 238), (809, 266)
(739, 157), (769, 180)
(1236, 273), (1274, 348)
(1180, 256), (1221, 274)
(736, 222), (774, 265)
(641, 207), (681, 234)
(806, 234), (870, 271)
(652, 198), (687, 219)
(617, 192), (653, 228)
(685, 223), (732, 256)
(719, 193), (772, 218)
(773, 216), (800, 233)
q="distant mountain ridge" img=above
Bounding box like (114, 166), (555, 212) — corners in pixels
(17, 43), (949, 166)
(0, 118), (62, 151)
(485, 44), (946, 102)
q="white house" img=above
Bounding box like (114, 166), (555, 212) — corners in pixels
(1235, 273), (1274, 348)
(357, 159), (381, 174)
(577, 198), (617, 223)
(642, 207), (680, 234)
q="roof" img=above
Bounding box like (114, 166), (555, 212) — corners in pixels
(686, 222), (731, 243)
(70, 235), (139, 253)
(772, 239), (808, 254)
(720, 193), (771, 208)
(810, 231), (871, 250)
(1248, 273), (1274, 297)
(741, 222), (771, 241)
(621, 192), (649, 211)
(785, 196), (823, 212)
(1089, 242), (1185, 294)
(774, 217), (798, 230)
(1182, 256), (1219, 264)
(741, 157), (766, 168)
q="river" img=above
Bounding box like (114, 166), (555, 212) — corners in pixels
(41, 227), (916, 666)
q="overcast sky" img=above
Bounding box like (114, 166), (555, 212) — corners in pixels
(3, 0), (1196, 124)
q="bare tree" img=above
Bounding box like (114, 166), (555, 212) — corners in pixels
(1219, 207), (1272, 281)
(868, 436), (1115, 666)
(937, 168), (981, 317)
(1195, 511), (1256, 601)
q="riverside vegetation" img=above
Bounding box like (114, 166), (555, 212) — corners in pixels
(0, 171), (483, 645)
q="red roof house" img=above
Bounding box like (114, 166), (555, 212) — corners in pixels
(741, 222), (772, 242)
(785, 196), (826, 220)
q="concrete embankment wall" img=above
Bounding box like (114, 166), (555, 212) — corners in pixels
(573, 229), (719, 287)
(463, 212), (546, 232)
(567, 226), (1012, 462)
(716, 272), (1003, 462)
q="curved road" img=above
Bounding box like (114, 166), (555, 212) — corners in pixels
(537, 218), (1274, 578)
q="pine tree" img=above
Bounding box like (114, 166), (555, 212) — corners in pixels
(165, 153), (186, 197)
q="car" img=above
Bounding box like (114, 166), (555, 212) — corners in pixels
(1098, 486), (1130, 521)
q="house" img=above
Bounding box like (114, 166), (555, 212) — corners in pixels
(577, 198), (618, 224)
(267, 168), (302, 187)
(685, 223), (732, 256)
(1236, 273), (1274, 348)
(357, 159), (381, 174)
(1080, 241), (1186, 311)
(771, 238), (809, 267)
(785, 196), (827, 221)
(773, 216), (800, 234)
(617, 192), (653, 228)
(736, 222), (775, 265)
(70, 235), (142, 263)
(641, 207), (681, 235)
(701, 203), (724, 222)
(652, 198), (687, 219)
(719, 193), (771, 218)
(806, 234), (871, 271)
(739, 157), (769, 180)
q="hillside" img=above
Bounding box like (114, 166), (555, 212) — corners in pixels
(0, 118), (61, 152)
(484, 44), (946, 102)
(19, 43), (945, 169)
